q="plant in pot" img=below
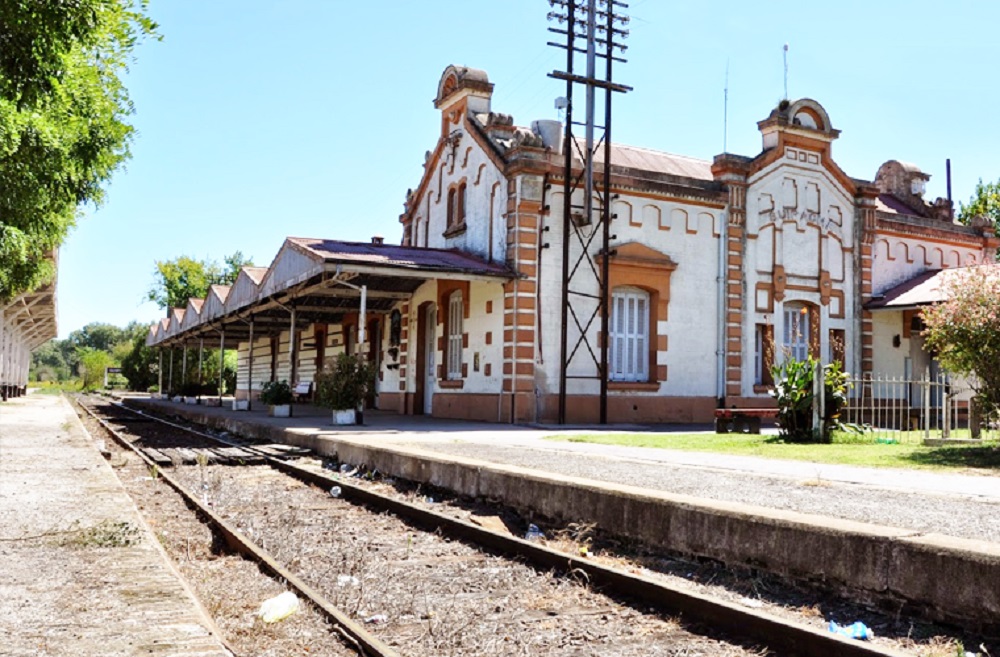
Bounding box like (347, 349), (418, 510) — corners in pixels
(181, 381), (200, 404)
(201, 381), (222, 407)
(315, 353), (376, 425)
(259, 380), (293, 417)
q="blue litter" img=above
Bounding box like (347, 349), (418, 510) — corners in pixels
(828, 621), (873, 640)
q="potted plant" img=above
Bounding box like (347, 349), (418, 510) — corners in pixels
(315, 353), (376, 425)
(259, 380), (293, 417)
(201, 381), (222, 407)
(181, 381), (200, 405)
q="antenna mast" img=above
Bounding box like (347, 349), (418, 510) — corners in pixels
(547, 0), (632, 424)
(783, 43), (789, 99)
(723, 59), (729, 153)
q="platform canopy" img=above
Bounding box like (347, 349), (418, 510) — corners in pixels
(2, 278), (58, 350)
(148, 237), (515, 348)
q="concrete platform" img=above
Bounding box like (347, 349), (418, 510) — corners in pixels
(0, 394), (231, 657)
(127, 395), (1000, 630)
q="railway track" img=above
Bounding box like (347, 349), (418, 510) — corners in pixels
(77, 396), (906, 657)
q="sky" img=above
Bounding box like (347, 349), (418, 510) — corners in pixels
(57, 0), (1000, 338)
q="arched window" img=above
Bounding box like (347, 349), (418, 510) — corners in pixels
(783, 303), (810, 362)
(447, 290), (463, 379)
(609, 287), (649, 381)
(447, 188), (456, 228)
(457, 182), (467, 225)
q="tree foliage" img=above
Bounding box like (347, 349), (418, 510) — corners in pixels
(146, 251), (253, 310)
(0, 1), (158, 302)
(922, 265), (1000, 418)
(77, 347), (114, 391)
(958, 178), (1000, 228)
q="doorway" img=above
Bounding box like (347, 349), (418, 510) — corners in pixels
(415, 303), (436, 415)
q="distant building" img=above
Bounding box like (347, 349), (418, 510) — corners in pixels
(148, 65), (998, 424)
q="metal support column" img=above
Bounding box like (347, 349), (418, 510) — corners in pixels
(218, 329), (225, 404)
(158, 349), (163, 395)
(247, 316), (255, 411)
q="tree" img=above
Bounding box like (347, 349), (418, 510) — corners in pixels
(67, 322), (128, 353)
(146, 251), (254, 310)
(922, 265), (1000, 419)
(120, 331), (156, 391)
(0, 1), (157, 302)
(958, 178), (1000, 228)
(77, 347), (115, 391)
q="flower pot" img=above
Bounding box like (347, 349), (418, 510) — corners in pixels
(332, 409), (356, 425)
(232, 399), (250, 411)
(269, 404), (291, 418)
(184, 396), (198, 405)
(171, 395), (183, 403)
(203, 398), (222, 407)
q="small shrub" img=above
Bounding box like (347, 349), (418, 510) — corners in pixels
(259, 380), (293, 406)
(771, 357), (849, 443)
(315, 353), (376, 411)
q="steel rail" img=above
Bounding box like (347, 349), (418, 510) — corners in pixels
(76, 399), (400, 657)
(100, 397), (907, 657)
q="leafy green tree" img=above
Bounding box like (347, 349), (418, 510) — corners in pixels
(958, 178), (1000, 229)
(0, 1), (157, 302)
(146, 251), (254, 310)
(67, 322), (128, 353)
(77, 347), (115, 391)
(120, 332), (156, 391)
(922, 266), (1000, 419)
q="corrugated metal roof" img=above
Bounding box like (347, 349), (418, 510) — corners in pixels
(573, 138), (714, 181)
(876, 193), (926, 218)
(867, 266), (1000, 309)
(287, 238), (514, 277)
(243, 266), (268, 283)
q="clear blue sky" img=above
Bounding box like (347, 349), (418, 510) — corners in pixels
(58, 0), (1000, 338)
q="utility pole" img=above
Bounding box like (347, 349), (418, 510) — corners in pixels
(547, 0), (631, 424)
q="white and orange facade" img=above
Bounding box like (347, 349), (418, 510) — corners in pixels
(147, 65), (998, 424)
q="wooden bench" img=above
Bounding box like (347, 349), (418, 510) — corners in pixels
(714, 408), (778, 434)
(292, 381), (312, 403)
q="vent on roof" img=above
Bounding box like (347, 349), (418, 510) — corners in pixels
(371, 235), (384, 245)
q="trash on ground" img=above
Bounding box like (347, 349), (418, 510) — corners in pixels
(365, 614), (388, 624)
(525, 524), (544, 541)
(258, 591), (299, 623)
(827, 620), (873, 640)
(339, 464), (358, 477)
(424, 496), (435, 504)
(329, 486), (342, 498)
(738, 597), (764, 608)
(336, 574), (360, 587)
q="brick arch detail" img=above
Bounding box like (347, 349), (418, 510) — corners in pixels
(599, 242), (677, 382)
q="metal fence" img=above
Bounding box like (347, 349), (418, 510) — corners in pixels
(839, 373), (996, 444)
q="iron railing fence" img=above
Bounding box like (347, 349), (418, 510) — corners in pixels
(838, 373), (997, 444)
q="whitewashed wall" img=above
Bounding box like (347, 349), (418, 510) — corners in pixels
(536, 187), (722, 397)
(413, 129), (507, 264)
(871, 235), (980, 296)
(743, 151), (858, 393)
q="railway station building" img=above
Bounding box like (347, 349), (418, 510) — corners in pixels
(0, 253), (58, 401)
(146, 65), (998, 424)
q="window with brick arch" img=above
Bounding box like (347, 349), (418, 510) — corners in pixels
(446, 290), (463, 379)
(610, 287), (649, 381)
(783, 303), (810, 362)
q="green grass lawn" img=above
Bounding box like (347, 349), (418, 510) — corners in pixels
(545, 432), (1000, 472)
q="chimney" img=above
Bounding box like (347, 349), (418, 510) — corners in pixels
(371, 235), (384, 245)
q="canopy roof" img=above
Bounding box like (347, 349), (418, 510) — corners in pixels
(148, 238), (515, 347)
